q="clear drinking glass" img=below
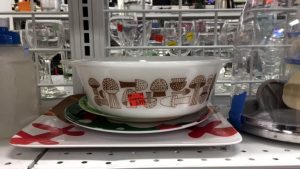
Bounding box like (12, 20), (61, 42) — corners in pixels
(164, 21), (195, 56)
(25, 20), (66, 98)
(149, 27), (169, 56)
(192, 19), (206, 56)
(40, 0), (61, 12)
(118, 19), (152, 57)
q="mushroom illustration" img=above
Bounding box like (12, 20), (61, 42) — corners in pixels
(205, 74), (217, 102)
(102, 78), (121, 109)
(189, 75), (206, 105)
(119, 79), (148, 91)
(150, 79), (168, 97)
(172, 88), (191, 95)
(88, 78), (100, 96)
(170, 78), (187, 91)
(99, 90), (106, 99)
(94, 95), (109, 106)
(160, 95), (191, 107)
(122, 89), (136, 107)
(144, 92), (157, 109)
(198, 86), (209, 104)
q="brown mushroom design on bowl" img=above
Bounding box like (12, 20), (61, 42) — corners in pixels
(150, 79), (168, 97)
(122, 89), (137, 108)
(160, 95), (191, 107)
(88, 78), (108, 106)
(198, 86), (209, 104)
(170, 78), (187, 91)
(144, 92), (157, 109)
(189, 75), (206, 105)
(119, 79), (148, 91)
(88, 78), (100, 96)
(102, 78), (121, 109)
(205, 74), (217, 102)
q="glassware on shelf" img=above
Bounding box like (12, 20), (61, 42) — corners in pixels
(117, 19), (152, 57)
(149, 27), (167, 56)
(123, 0), (152, 10)
(25, 20), (66, 98)
(40, 0), (62, 12)
(110, 15), (135, 46)
(233, 0), (300, 96)
(192, 19), (206, 56)
(164, 21), (195, 57)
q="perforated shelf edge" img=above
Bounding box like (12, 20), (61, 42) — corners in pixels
(1, 134), (300, 169)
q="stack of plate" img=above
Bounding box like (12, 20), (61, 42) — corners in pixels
(242, 99), (300, 144)
(64, 96), (214, 134)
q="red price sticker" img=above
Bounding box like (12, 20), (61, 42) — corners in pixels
(128, 93), (145, 107)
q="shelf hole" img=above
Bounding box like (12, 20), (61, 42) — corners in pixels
(201, 158), (207, 161)
(273, 158), (279, 160)
(174, 150), (180, 153)
(64, 152), (69, 155)
(81, 161), (88, 164)
(106, 162), (111, 165)
(84, 46), (90, 56)
(130, 160), (135, 163)
(249, 158), (255, 161)
(263, 150), (269, 152)
(177, 159), (183, 162)
(4, 162), (11, 165)
(154, 159), (159, 162)
(241, 150), (247, 153)
(84, 33), (90, 43)
(82, 6), (88, 17)
(225, 158), (231, 161)
(108, 152), (114, 156)
(86, 152), (93, 155)
(57, 161), (63, 164)
(197, 150), (202, 153)
(153, 151), (157, 154)
(83, 20), (89, 30)
(16, 153), (22, 156)
(284, 149), (290, 152)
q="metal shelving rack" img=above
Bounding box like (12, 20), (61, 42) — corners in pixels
(1, 0), (300, 169)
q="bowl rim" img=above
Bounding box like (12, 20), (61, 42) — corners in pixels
(72, 56), (229, 68)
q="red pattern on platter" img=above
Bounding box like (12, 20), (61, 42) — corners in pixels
(10, 123), (84, 145)
(188, 121), (237, 138)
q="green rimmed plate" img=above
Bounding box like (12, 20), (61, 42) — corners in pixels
(65, 102), (213, 134)
(78, 96), (125, 121)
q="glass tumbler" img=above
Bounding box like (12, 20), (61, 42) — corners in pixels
(164, 21), (195, 56)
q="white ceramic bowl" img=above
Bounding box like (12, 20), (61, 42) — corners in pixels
(74, 56), (226, 122)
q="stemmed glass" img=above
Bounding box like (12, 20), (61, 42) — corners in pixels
(164, 21), (195, 56)
(110, 15), (135, 46)
(118, 19), (152, 57)
(25, 20), (66, 98)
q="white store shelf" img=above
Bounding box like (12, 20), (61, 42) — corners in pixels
(0, 140), (43, 169)
(1, 133), (298, 169)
